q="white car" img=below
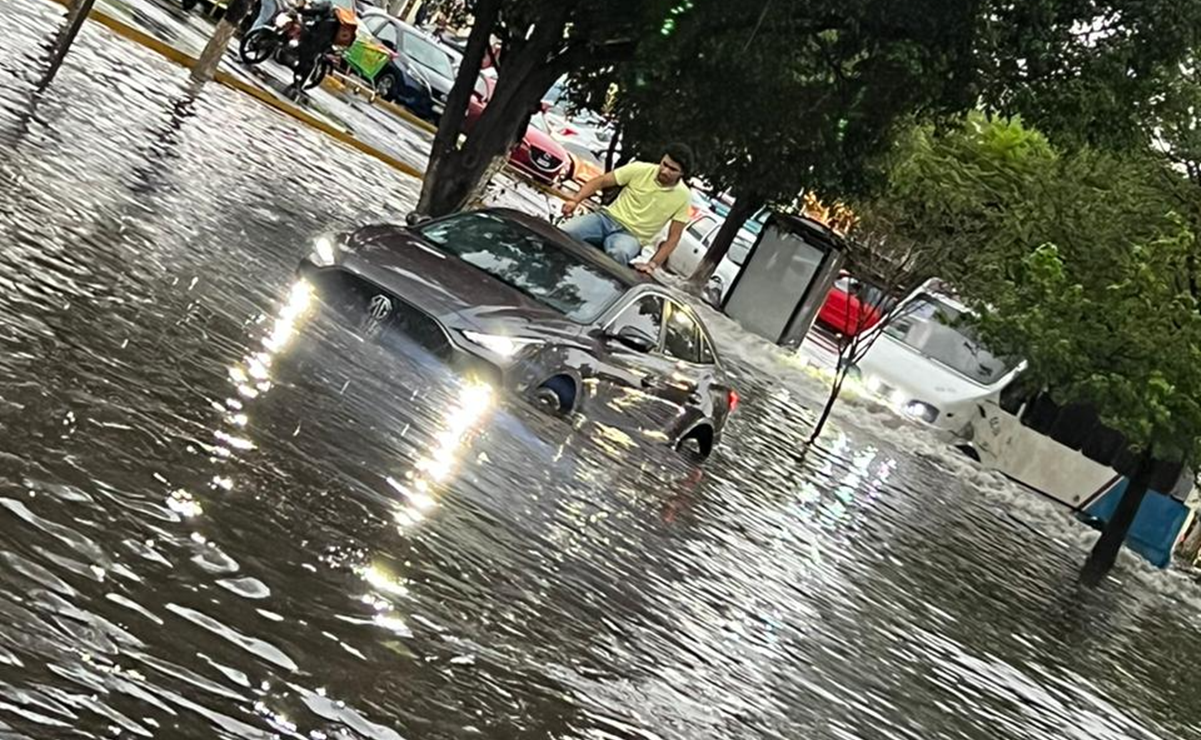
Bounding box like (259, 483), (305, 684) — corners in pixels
(854, 286), (1023, 433)
(665, 213), (759, 305)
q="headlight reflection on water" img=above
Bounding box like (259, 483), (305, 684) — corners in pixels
(210, 279), (316, 480)
(391, 380), (493, 530)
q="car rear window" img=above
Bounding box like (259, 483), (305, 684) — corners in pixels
(417, 212), (628, 323)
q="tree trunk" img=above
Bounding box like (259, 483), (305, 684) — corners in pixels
(1080, 447), (1156, 587)
(417, 14), (566, 217)
(190, 0), (250, 85)
(689, 195), (762, 286)
(807, 366), (848, 446)
(604, 125), (622, 172)
(39, 0), (97, 88)
(414, 0), (501, 217)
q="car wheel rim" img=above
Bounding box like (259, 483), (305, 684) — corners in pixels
(534, 387), (563, 413)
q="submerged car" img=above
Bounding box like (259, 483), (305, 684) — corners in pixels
(299, 209), (738, 458)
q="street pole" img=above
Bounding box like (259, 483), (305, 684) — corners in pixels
(40, 0), (98, 89)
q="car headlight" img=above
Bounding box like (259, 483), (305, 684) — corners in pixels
(461, 331), (543, 358)
(310, 235), (338, 267)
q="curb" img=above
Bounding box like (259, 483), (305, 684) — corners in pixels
(50, 0), (574, 202)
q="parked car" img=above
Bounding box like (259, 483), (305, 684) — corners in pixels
(300, 209), (738, 458)
(853, 283), (1022, 430)
(665, 212), (761, 301)
(561, 141), (604, 188)
(465, 73), (570, 185)
(355, 10), (454, 120)
(815, 272), (891, 337)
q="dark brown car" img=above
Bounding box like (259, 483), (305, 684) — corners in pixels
(299, 208), (737, 458)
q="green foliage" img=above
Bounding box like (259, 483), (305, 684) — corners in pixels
(975, 0), (1201, 150)
(972, 227), (1201, 462)
(849, 113), (1180, 294)
(854, 112), (1201, 461)
(577, 0), (982, 207)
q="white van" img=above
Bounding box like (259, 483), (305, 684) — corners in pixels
(854, 284), (1023, 432)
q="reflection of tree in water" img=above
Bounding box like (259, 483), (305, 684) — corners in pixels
(422, 213), (634, 318)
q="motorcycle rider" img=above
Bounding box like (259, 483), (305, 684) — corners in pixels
(288, 0), (340, 96)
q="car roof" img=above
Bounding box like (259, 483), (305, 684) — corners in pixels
(470, 208), (652, 289)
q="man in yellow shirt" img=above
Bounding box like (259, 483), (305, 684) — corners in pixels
(560, 144), (693, 272)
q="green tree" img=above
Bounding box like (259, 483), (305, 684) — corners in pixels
(800, 114), (1060, 444)
(579, 0), (982, 285)
(970, 227), (1201, 584)
(414, 0), (677, 218)
(571, 0), (1201, 283)
(840, 112), (1199, 581)
(976, 0), (1201, 151)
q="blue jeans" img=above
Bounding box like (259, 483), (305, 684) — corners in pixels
(560, 211), (642, 265)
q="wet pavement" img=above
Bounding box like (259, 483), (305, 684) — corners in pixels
(7, 3), (1201, 739)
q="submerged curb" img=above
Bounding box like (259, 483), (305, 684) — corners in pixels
(47, 0), (573, 203)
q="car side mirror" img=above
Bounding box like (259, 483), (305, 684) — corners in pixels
(609, 325), (657, 353)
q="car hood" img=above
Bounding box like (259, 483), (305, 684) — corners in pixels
(524, 126), (568, 157)
(856, 335), (1007, 408)
(336, 225), (583, 335)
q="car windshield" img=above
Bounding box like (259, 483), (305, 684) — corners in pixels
(417, 212), (628, 323)
(883, 294), (1015, 384)
(403, 32), (454, 78)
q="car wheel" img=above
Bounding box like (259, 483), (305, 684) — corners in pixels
(375, 70), (400, 101)
(676, 426), (713, 460)
(534, 376), (575, 415)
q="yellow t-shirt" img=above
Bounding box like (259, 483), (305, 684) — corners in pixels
(606, 162), (691, 245)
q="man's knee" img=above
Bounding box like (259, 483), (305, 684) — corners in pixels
(605, 235), (642, 265)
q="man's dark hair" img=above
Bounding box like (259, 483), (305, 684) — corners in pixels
(663, 143), (694, 177)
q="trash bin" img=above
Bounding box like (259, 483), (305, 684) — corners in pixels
(721, 213), (845, 348)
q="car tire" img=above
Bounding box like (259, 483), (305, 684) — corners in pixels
(239, 28), (275, 65)
(375, 70), (400, 101)
(534, 376), (575, 415)
(676, 426), (714, 460)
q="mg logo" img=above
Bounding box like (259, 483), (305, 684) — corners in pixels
(367, 294), (392, 321)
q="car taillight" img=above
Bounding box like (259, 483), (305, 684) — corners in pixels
(728, 389), (740, 413)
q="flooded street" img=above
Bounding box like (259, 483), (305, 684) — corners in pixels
(5, 3), (1201, 738)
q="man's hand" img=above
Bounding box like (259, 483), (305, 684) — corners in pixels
(561, 199), (580, 218)
(634, 261), (658, 274)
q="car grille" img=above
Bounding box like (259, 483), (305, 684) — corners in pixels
(530, 147), (562, 172)
(309, 269), (452, 358)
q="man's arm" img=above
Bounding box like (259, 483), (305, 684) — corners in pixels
(637, 220), (686, 273)
(562, 172), (619, 216)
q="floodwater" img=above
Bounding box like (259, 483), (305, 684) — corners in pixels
(4, 3), (1201, 739)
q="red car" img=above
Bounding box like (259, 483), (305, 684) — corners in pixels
(465, 73), (569, 185)
(816, 273), (890, 336)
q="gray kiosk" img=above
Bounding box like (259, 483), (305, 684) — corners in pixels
(720, 213), (846, 348)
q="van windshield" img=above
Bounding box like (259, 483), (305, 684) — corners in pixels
(883, 294), (1014, 384)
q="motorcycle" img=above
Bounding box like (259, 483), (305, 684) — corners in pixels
(239, 7), (336, 89)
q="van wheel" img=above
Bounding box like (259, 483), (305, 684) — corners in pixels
(534, 376), (575, 415)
